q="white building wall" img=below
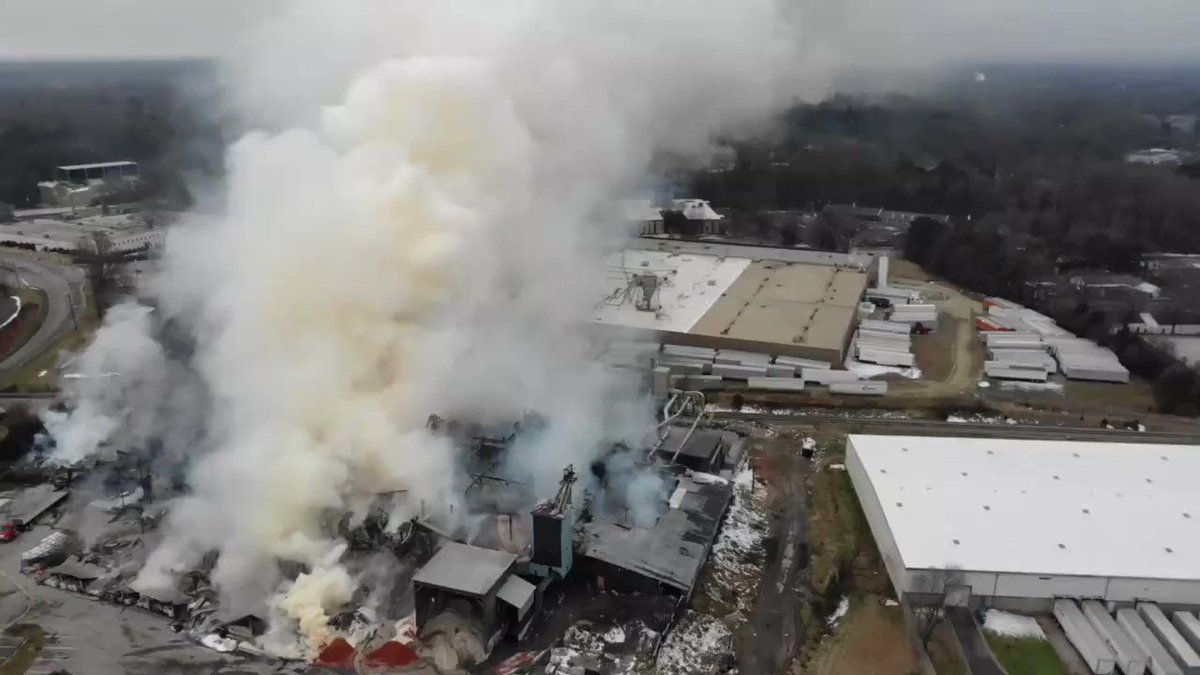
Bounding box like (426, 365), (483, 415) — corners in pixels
(993, 573), (1108, 599)
(1108, 578), (1200, 606)
(901, 569), (1200, 610)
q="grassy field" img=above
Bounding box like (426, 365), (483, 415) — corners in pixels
(808, 453), (869, 597)
(0, 624), (46, 675)
(1063, 378), (1157, 415)
(1, 328), (91, 392)
(986, 635), (1067, 675)
(0, 289), (47, 362)
(809, 598), (920, 675)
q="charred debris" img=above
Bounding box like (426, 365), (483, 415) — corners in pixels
(10, 407), (744, 668)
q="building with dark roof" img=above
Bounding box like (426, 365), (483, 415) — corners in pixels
(654, 428), (734, 474)
(579, 472), (733, 599)
(411, 542), (538, 645)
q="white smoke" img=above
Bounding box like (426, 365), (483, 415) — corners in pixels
(46, 0), (827, 657)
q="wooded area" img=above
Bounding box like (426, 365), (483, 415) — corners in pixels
(693, 67), (1200, 414)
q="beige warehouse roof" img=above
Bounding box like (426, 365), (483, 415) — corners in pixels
(690, 261), (866, 355)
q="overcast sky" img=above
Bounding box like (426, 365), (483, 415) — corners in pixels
(0, 0), (1198, 64)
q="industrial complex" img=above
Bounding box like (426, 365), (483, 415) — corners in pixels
(594, 240), (872, 365)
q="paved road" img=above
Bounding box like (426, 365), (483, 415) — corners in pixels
(0, 254), (82, 379)
(712, 411), (1200, 445)
(947, 608), (1006, 675)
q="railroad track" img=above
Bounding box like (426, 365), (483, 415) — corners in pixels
(709, 411), (1200, 445)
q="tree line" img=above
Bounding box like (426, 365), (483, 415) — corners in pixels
(693, 85), (1200, 415)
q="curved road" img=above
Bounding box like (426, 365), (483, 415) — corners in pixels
(0, 254), (82, 380)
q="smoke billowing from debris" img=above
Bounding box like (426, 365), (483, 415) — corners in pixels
(46, 0), (824, 658)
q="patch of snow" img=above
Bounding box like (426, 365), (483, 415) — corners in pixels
(1138, 423), (1146, 432)
(802, 437), (817, 451)
(656, 612), (731, 675)
(37, 370), (46, 378)
(200, 633), (238, 653)
(977, 380), (992, 388)
(946, 412), (1036, 426)
(884, 599), (899, 607)
(982, 609), (1046, 640)
(705, 465), (769, 618)
(604, 626), (626, 644)
(690, 471), (729, 486)
(0, 296), (21, 330)
(827, 463), (846, 471)
(844, 355), (921, 380)
(827, 596), (850, 628)
(999, 380), (1064, 393)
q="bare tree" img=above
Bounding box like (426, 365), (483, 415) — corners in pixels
(911, 566), (965, 647)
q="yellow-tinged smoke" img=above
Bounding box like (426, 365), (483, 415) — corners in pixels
(50, 0), (824, 658)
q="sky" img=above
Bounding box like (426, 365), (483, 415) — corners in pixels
(1, 0), (1199, 65)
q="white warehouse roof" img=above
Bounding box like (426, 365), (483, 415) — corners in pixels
(849, 434), (1200, 581)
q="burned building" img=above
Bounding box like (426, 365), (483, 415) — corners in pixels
(579, 472), (733, 599)
(654, 428), (736, 474)
(411, 542), (538, 650)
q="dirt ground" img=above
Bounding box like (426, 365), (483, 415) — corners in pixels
(927, 623), (968, 675)
(911, 315), (960, 383)
(888, 266), (985, 400)
(808, 598), (919, 675)
(739, 429), (814, 675)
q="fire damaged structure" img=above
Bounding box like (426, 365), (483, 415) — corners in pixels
(16, 404), (740, 671)
(412, 542), (538, 648)
(580, 472), (733, 598)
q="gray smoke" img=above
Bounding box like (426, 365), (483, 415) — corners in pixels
(43, 0), (827, 658)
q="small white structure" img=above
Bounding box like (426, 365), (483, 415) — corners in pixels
(847, 435), (1200, 611)
(620, 198), (724, 236)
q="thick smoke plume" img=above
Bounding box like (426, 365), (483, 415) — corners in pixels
(47, 0), (826, 658)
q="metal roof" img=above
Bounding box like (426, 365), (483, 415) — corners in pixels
(57, 161), (137, 171)
(850, 435), (1200, 580)
(46, 559), (104, 581)
(656, 428), (727, 461)
(497, 575), (536, 617)
(582, 474), (732, 594)
(412, 541), (516, 597)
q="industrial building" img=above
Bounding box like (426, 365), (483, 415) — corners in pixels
(411, 542), (537, 647)
(847, 435), (1200, 611)
(580, 471), (732, 598)
(593, 241), (870, 364)
(0, 211), (167, 254)
(38, 161), (141, 207)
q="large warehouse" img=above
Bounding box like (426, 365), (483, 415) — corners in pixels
(847, 434), (1200, 611)
(593, 241), (870, 364)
